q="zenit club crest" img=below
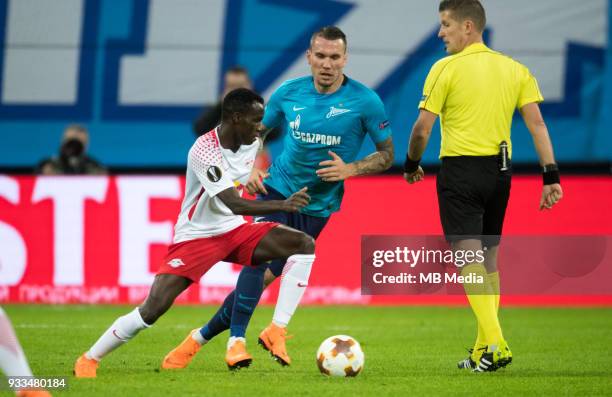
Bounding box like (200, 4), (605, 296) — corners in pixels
(206, 166), (222, 182)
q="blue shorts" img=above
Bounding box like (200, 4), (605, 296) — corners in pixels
(254, 185), (330, 276)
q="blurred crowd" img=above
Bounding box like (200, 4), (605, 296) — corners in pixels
(38, 66), (277, 175)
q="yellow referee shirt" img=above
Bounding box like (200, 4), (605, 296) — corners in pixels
(418, 42), (543, 158)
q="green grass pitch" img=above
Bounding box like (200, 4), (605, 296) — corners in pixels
(3, 305), (612, 396)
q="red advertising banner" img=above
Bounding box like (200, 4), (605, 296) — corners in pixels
(0, 175), (611, 305)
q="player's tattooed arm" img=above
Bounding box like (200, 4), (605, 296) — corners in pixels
(316, 137), (394, 182)
(217, 186), (310, 215)
(352, 137), (395, 176)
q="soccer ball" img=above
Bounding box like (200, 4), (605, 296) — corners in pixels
(316, 335), (364, 377)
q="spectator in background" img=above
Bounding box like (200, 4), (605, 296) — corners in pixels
(193, 66), (253, 136)
(193, 66), (280, 169)
(37, 124), (107, 175)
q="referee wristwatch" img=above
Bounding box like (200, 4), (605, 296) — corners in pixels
(542, 163), (560, 185)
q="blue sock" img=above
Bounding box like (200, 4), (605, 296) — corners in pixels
(199, 290), (234, 341)
(229, 266), (266, 338)
(266, 258), (287, 278)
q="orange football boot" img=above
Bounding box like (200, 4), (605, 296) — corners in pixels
(73, 353), (98, 378)
(258, 323), (291, 366)
(225, 339), (252, 370)
(161, 329), (202, 369)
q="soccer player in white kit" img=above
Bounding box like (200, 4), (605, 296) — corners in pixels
(74, 89), (315, 376)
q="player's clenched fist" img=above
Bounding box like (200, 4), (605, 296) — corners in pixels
(282, 187), (310, 212)
(539, 183), (563, 210)
(403, 166), (424, 184)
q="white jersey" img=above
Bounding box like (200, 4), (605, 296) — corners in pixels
(173, 127), (261, 243)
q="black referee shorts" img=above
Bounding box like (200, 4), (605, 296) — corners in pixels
(436, 156), (511, 247)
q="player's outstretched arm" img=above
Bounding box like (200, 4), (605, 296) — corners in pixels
(519, 102), (563, 210)
(217, 186), (310, 215)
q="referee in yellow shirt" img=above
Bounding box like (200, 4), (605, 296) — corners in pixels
(403, 0), (563, 372)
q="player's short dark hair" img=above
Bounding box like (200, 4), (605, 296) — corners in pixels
(221, 88), (263, 120)
(439, 0), (486, 32)
(310, 26), (347, 52)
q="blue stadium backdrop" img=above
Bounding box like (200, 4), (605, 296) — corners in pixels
(0, 0), (610, 168)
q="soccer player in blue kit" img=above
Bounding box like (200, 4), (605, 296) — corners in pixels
(162, 26), (394, 369)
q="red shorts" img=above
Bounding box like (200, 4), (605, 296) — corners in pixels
(157, 222), (279, 282)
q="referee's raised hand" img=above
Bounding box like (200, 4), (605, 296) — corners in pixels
(403, 166), (424, 184)
(539, 183), (563, 210)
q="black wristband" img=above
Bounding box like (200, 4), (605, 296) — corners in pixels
(543, 168), (560, 185)
(404, 155), (421, 174)
(542, 163), (559, 173)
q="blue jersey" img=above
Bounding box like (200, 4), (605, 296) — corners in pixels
(263, 76), (392, 217)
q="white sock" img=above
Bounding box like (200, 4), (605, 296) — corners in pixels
(191, 329), (208, 345)
(227, 336), (246, 350)
(86, 307), (150, 361)
(0, 307), (33, 377)
(272, 254), (315, 327)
